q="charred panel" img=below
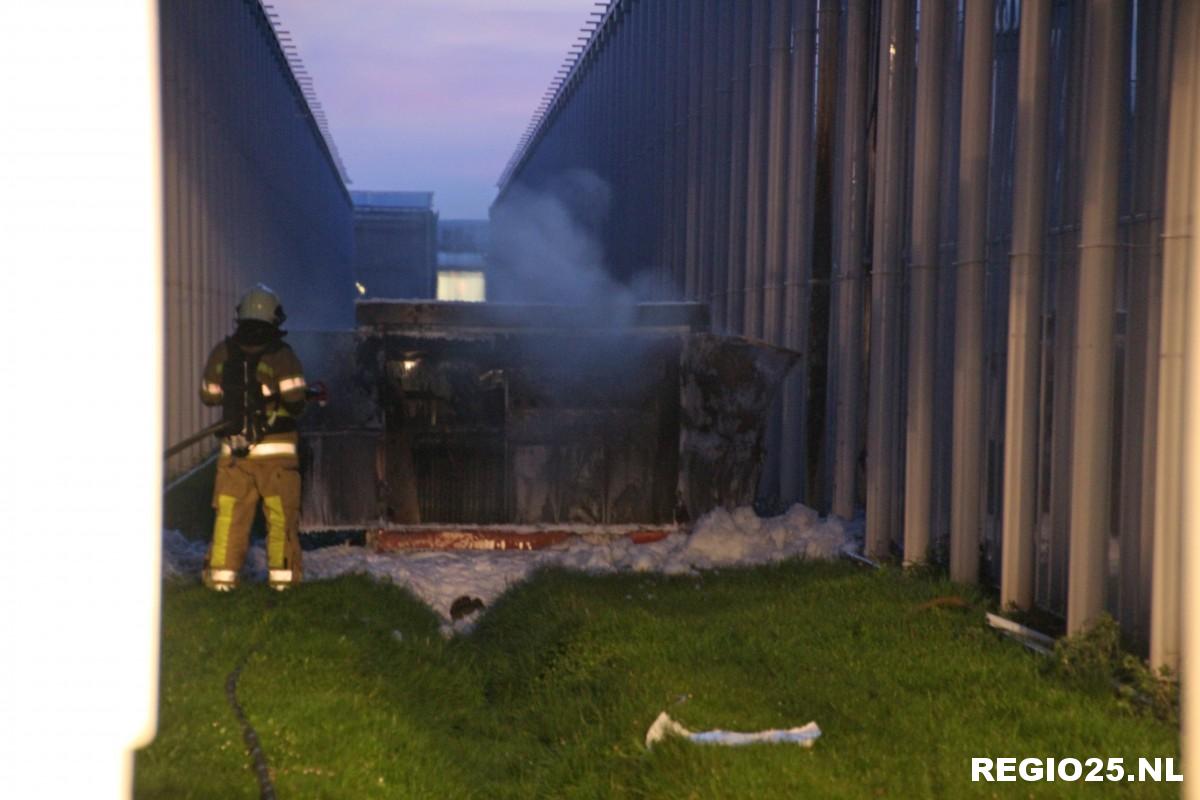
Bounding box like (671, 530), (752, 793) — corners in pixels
(676, 334), (800, 519)
(289, 331), (385, 531)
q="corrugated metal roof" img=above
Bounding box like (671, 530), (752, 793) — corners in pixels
(351, 190), (435, 209)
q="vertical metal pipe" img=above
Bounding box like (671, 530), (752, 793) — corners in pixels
(685, 0), (705, 299)
(902, 0), (948, 565)
(1184, 7), (1200, 788)
(948, 0), (994, 582)
(865, 0), (913, 559)
(998, 0), (1052, 607)
(653, 0), (667, 290)
(726, 0), (751, 332)
(660, 0), (675, 293)
(1137, 0), (1174, 655)
(1043, 0), (1088, 617)
(699, 0), (719, 306)
(1065, 0), (1127, 634)
(763, 0), (792, 348)
(712, 0), (734, 331)
(193, 21), (208, 464)
(169, 2), (181, 475)
(613, 7), (625, 278)
(620, 8), (633, 279)
(779, 0), (817, 504)
(806, 0), (839, 508)
(743, 0), (772, 338)
(1116, 0), (1166, 642)
(632, 4), (644, 279)
(164, 4), (179, 478)
(601, 13), (616, 273)
(1151, 0), (1197, 673)
(830, 0), (869, 520)
(176, 23), (196, 477)
(652, 5), (666, 285)
(640, 2), (649, 280)
(757, 0), (794, 507)
(674, 0), (692, 298)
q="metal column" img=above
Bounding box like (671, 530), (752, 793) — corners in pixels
(865, 0), (912, 559)
(699, 0), (720, 309)
(901, 0), (948, 565)
(675, 0), (693, 298)
(1116, 0), (1171, 645)
(780, 0), (817, 504)
(807, 0), (839, 508)
(1151, 0), (1197, 673)
(685, 0), (705, 299)
(743, 0), (772, 339)
(1065, 0), (1127, 634)
(661, 0), (678, 295)
(949, 0), (994, 583)
(712, 0), (734, 331)
(998, 0), (1052, 608)
(1183, 3), (1200, 787)
(726, 0), (752, 332)
(763, 0), (793, 348)
(830, 0), (869, 521)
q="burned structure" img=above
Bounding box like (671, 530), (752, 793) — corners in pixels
(294, 301), (796, 531)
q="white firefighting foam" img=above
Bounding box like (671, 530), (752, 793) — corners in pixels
(162, 504), (863, 636)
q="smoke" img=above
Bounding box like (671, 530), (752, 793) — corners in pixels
(489, 168), (655, 317)
(486, 168), (669, 430)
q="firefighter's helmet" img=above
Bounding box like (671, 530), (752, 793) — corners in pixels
(236, 284), (286, 326)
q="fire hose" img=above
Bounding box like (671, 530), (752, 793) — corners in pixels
(163, 382), (328, 459)
(225, 595), (281, 800)
(225, 641), (276, 800)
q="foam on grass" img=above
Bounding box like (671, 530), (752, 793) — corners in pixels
(163, 504), (863, 630)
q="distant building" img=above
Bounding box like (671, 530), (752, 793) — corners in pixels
(351, 191), (437, 299)
(437, 219), (489, 302)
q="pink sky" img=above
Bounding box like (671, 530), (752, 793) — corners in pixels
(269, 0), (599, 219)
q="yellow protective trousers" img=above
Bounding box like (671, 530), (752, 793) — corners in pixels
(203, 453), (302, 589)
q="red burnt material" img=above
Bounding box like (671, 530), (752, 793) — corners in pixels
(372, 529), (572, 552)
(369, 527), (676, 552)
(626, 530), (671, 545)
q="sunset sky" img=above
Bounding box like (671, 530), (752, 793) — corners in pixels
(269, 0), (598, 219)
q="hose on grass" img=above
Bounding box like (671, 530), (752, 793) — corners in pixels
(224, 594), (279, 800)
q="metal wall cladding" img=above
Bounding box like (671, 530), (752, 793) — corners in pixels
(161, 0), (354, 482)
(495, 0), (1177, 649)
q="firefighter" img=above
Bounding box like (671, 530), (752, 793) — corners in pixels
(199, 284), (307, 591)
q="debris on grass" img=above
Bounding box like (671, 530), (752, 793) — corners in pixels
(986, 612), (1055, 656)
(450, 595), (486, 620)
(914, 596), (969, 612)
(644, 710), (821, 749)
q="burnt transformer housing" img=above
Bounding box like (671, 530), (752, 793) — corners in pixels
(292, 301), (797, 531)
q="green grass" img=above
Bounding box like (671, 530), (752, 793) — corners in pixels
(136, 562), (1179, 798)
